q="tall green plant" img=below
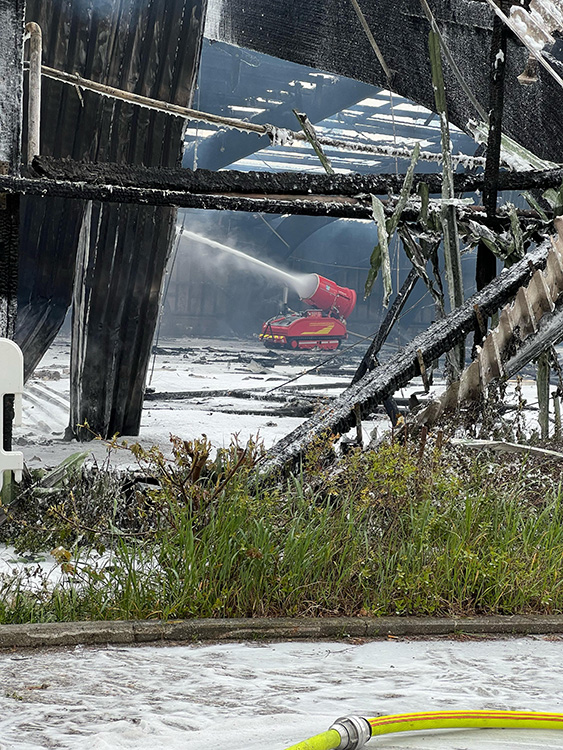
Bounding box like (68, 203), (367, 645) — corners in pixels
(365, 143), (421, 304)
(428, 28), (464, 378)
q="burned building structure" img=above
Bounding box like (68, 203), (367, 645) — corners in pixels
(1, 0), (563, 444)
(163, 41), (477, 341)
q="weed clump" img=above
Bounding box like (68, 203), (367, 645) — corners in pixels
(2, 430), (563, 623)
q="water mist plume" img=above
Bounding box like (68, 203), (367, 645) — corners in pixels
(179, 228), (315, 297)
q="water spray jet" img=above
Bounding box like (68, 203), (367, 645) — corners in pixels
(180, 228), (303, 290)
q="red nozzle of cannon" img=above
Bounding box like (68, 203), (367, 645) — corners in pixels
(298, 274), (357, 319)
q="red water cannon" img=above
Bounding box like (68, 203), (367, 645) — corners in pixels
(298, 274), (357, 319)
(260, 273), (357, 351)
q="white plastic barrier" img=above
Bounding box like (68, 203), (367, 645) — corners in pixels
(0, 338), (24, 491)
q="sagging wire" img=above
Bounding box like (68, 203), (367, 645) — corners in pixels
(396, 288), (433, 323)
(37, 63), (484, 168)
(333, 109), (373, 147)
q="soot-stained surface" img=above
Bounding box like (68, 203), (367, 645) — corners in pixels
(16, 0), (207, 440)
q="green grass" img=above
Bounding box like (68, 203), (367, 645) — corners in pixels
(2, 435), (563, 623)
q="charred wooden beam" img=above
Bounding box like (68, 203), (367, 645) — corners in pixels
(483, 1), (508, 218)
(537, 350), (550, 439)
(505, 309), (563, 379)
(352, 268), (419, 426)
(428, 21), (464, 377)
(32, 155), (563, 198)
(261, 237), (553, 473)
(476, 0), (509, 293)
(0, 173), (373, 218)
(0, 172), (549, 229)
(352, 268), (419, 384)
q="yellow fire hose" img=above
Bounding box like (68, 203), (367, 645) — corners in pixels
(283, 710), (563, 750)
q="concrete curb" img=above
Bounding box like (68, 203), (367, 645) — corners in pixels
(2, 615), (563, 649)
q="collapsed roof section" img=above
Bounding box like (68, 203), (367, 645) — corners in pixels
(2, 0), (562, 446)
(206, 0), (563, 161)
(416, 219), (563, 426)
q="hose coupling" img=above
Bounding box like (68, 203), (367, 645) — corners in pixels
(330, 715), (371, 750)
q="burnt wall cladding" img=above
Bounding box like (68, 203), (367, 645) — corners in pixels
(27, 0), (200, 166)
(18, 0), (207, 438)
(19, 0), (204, 373)
(0, 0), (25, 170)
(0, 0), (24, 341)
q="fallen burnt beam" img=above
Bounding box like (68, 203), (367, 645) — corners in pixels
(261, 238), (553, 473)
(352, 268), (419, 384)
(414, 221), (563, 428)
(0, 173), (371, 219)
(33, 155), (563, 197)
(143, 388), (328, 403)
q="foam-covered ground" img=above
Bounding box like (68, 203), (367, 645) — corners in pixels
(1, 637), (563, 749)
(14, 335), (387, 469)
(14, 334), (546, 472)
(4, 340), (560, 749)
